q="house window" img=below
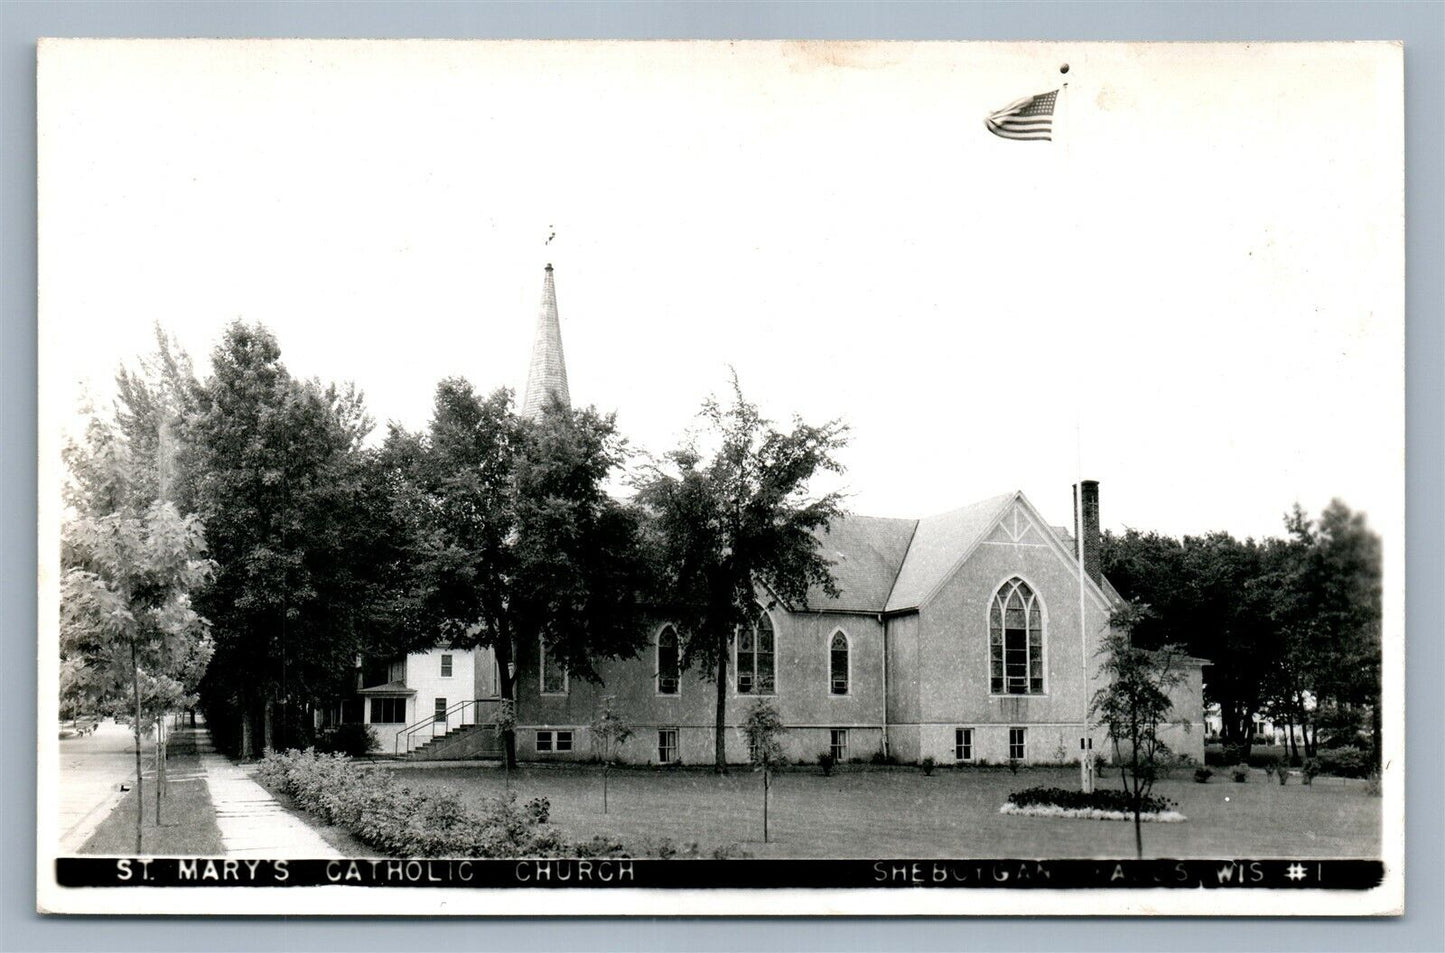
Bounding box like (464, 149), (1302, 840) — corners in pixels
(536, 729), (574, 753)
(736, 609), (776, 695)
(440, 653), (453, 678)
(540, 639), (568, 695)
(657, 625), (680, 695)
(1009, 726), (1027, 761)
(434, 698), (447, 723)
(990, 577), (1044, 694)
(369, 697), (406, 724)
(829, 631), (849, 695)
(830, 728), (849, 761)
(955, 728), (974, 762)
(658, 728), (679, 764)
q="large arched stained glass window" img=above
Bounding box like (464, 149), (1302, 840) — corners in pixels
(657, 625), (680, 695)
(990, 577), (1044, 694)
(736, 609), (776, 695)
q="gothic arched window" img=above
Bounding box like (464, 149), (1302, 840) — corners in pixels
(990, 577), (1044, 694)
(829, 631), (849, 695)
(736, 609), (776, 695)
(657, 625), (680, 695)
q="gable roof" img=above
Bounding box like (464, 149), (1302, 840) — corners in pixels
(796, 490), (1119, 615)
(883, 493), (1015, 612)
(801, 514), (918, 612)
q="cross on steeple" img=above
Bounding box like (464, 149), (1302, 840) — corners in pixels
(520, 263), (570, 420)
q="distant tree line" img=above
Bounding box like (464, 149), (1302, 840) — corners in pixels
(1100, 502), (1382, 766)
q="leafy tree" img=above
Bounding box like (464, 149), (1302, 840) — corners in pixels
(635, 377), (846, 771)
(385, 383), (648, 767)
(740, 699), (786, 843)
(1091, 601), (1189, 860)
(188, 321), (392, 756)
(61, 414), (213, 852)
(1101, 529), (1278, 755)
(589, 699), (633, 814)
(1267, 501), (1382, 763)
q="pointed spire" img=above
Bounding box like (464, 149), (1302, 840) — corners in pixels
(520, 263), (570, 420)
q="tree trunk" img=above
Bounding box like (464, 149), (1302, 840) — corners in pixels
(1370, 696), (1382, 770)
(240, 705), (254, 761)
(495, 638), (518, 769)
(1286, 714), (1299, 764)
(154, 717), (163, 827)
(1131, 717), (1143, 860)
(131, 637), (144, 855)
(714, 630), (729, 774)
(262, 699), (275, 753)
(763, 768), (770, 843)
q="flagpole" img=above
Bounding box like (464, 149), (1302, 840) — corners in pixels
(1059, 64), (1096, 794)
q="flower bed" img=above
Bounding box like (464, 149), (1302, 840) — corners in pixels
(1001, 786), (1185, 823)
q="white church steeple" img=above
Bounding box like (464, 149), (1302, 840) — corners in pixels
(520, 263), (570, 420)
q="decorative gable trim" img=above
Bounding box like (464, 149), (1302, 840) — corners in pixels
(914, 492), (1113, 614)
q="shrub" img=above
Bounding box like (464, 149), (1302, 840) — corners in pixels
(1231, 767), (1249, 783)
(1277, 765), (1289, 785)
(1006, 786), (1176, 816)
(1365, 771), (1382, 797)
(1193, 767), (1213, 784)
(256, 748), (576, 858)
(1302, 758), (1321, 785)
(868, 748), (896, 767)
(315, 723), (377, 758)
(1317, 746), (1370, 779)
(818, 752), (836, 777)
(1249, 750), (1285, 770)
(1206, 744), (1243, 767)
(920, 756), (936, 777)
(711, 843), (753, 860)
(1007, 759), (1020, 775)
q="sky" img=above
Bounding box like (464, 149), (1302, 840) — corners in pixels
(37, 40), (1404, 542)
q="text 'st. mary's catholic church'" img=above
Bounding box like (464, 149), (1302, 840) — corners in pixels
(338, 265), (1206, 766)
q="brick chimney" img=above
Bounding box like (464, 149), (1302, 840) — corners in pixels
(1072, 480), (1101, 587)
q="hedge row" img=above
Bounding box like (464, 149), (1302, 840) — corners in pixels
(1007, 786), (1177, 816)
(257, 748), (571, 858)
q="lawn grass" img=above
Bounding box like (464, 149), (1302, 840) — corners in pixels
(387, 763), (1381, 859)
(79, 729), (224, 856)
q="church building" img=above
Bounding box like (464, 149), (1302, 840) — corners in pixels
(349, 265), (1207, 767)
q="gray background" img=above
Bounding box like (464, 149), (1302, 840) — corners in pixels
(3, 2), (1440, 950)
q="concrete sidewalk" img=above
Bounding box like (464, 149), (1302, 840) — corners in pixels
(58, 719), (153, 854)
(196, 731), (341, 858)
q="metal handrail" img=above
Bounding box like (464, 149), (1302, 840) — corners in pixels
(394, 697), (503, 756)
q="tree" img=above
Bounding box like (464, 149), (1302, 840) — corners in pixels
(635, 376), (846, 771)
(589, 699), (633, 814)
(1091, 601), (1189, 860)
(385, 383), (649, 767)
(188, 321), (390, 756)
(740, 699), (786, 843)
(1267, 501), (1382, 764)
(61, 415), (213, 852)
(1101, 529), (1279, 756)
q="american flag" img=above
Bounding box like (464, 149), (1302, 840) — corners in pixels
(984, 89), (1058, 141)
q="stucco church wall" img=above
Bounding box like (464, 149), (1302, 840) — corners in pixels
(912, 537), (1111, 763)
(513, 610), (888, 764)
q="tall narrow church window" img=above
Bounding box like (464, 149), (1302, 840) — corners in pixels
(657, 626), (680, 695)
(829, 631), (849, 695)
(540, 639), (568, 695)
(990, 578), (1044, 694)
(736, 609), (776, 695)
